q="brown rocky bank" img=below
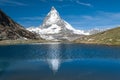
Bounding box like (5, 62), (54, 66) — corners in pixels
(0, 9), (41, 40)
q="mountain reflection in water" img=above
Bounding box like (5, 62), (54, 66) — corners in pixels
(0, 43), (120, 80)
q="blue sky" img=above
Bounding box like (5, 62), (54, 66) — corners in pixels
(0, 0), (120, 30)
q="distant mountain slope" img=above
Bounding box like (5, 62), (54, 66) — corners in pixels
(74, 27), (120, 45)
(0, 9), (39, 40)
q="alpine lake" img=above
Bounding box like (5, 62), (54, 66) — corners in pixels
(0, 43), (120, 80)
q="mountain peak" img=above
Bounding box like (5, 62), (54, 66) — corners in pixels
(27, 7), (90, 41)
(49, 6), (58, 14)
(51, 6), (56, 11)
(39, 6), (89, 35)
(41, 6), (61, 27)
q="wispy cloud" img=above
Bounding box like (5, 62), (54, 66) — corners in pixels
(63, 11), (120, 30)
(39, 0), (47, 2)
(58, 0), (63, 1)
(38, 0), (93, 7)
(0, 0), (27, 6)
(81, 16), (93, 20)
(17, 16), (44, 27)
(18, 21), (42, 27)
(19, 16), (43, 20)
(76, 0), (93, 7)
(59, 0), (93, 7)
(97, 11), (120, 19)
(57, 4), (71, 8)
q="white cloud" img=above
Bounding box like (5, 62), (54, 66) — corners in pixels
(0, 0), (27, 6)
(57, 4), (71, 8)
(39, 0), (47, 2)
(81, 16), (93, 20)
(19, 17), (43, 20)
(39, 0), (63, 2)
(76, 0), (93, 7)
(63, 11), (120, 30)
(57, 0), (63, 2)
(97, 11), (120, 19)
(18, 20), (42, 27)
(18, 16), (44, 27)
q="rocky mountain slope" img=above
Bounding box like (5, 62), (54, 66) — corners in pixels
(0, 9), (39, 40)
(74, 27), (120, 45)
(27, 7), (89, 41)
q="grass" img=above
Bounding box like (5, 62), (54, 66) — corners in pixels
(74, 27), (120, 45)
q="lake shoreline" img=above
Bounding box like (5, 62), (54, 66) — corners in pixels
(0, 40), (120, 46)
(0, 40), (49, 45)
(74, 41), (120, 46)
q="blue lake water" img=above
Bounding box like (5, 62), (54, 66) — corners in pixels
(0, 43), (120, 80)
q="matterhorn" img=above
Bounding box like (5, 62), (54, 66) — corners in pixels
(27, 6), (89, 41)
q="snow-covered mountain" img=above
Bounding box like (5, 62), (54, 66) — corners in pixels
(27, 7), (89, 41)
